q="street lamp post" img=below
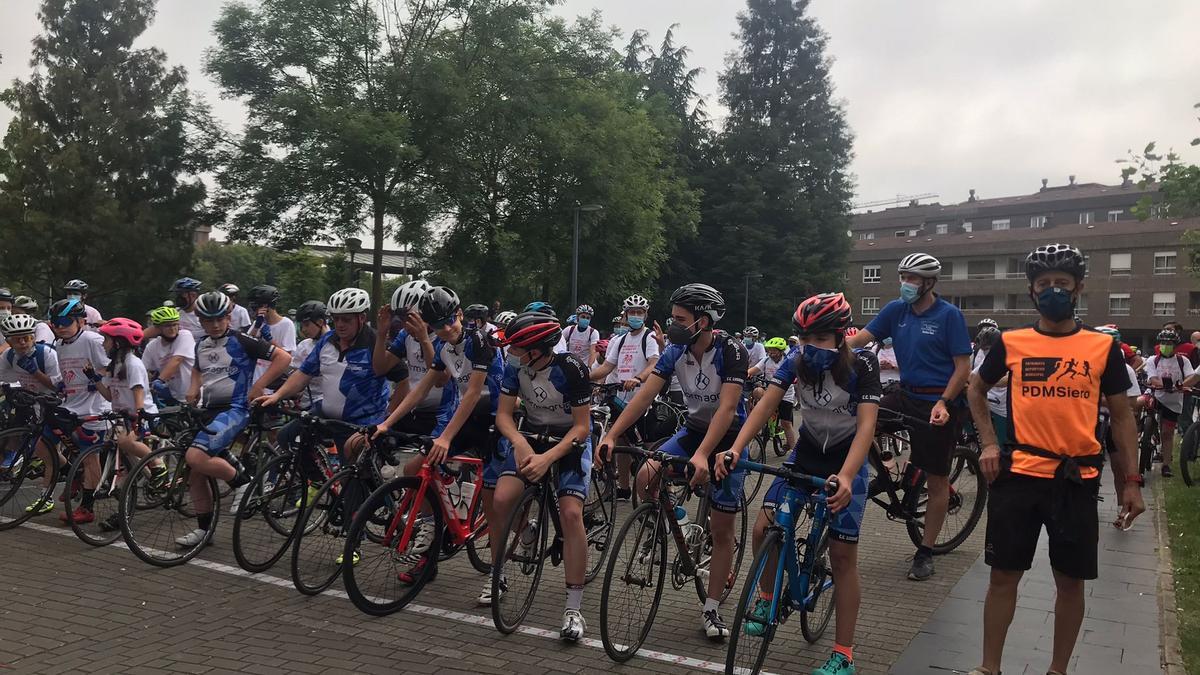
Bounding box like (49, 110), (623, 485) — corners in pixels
(346, 237), (362, 287)
(743, 272), (763, 328)
(571, 203), (604, 310)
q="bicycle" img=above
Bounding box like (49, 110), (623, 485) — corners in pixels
(599, 444), (748, 662)
(726, 459), (838, 674)
(1137, 393), (1160, 476)
(869, 407), (987, 554)
(0, 386), (83, 529)
(62, 410), (155, 546)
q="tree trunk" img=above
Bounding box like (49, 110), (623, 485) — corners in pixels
(371, 207), (385, 306)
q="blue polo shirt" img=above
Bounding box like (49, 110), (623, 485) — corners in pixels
(864, 296), (971, 401)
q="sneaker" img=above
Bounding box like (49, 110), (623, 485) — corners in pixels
(229, 483), (251, 514)
(908, 552), (935, 581)
(60, 506), (94, 524)
(1162, 464), (1174, 478)
(560, 608), (586, 642)
(295, 483), (321, 508)
(616, 487), (632, 502)
(175, 528), (208, 548)
(703, 608), (729, 641)
(408, 518), (436, 556)
(743, 597), (772, 637)
(813, 652), (855, 675)
(335, 550), (361, 566)
(98, 513), (121, 532)
(396, 555), (437, 585)
(477, 576), (507, 606)
(25, 498), (54, 514)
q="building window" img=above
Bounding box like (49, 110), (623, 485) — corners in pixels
(1153, 292), (1176, 317)
(1079, 211), (1093, 225)
(1109, 253), (1132, 276)
(858, 232), (875, 241)
(1108, 209), (1124, 222)
(908, 229), (920, 237)
(935, 223), (948, 235)
(1154, 251), (1177, 275)
(861, 297), (880, 315)
(1076, 294), (1087, 315)
(967, 259), (996, 280)
(1109, 293), (1131, 316)
(894, 230), (905, 238)
(1151, 203), (1166, 219)
(991, 219), (1010, 231)
(941, 259), (955, 279)
(862, 265), (881, 284)
(962, 221), (973, 233)
(1030, 215), (1047, 228)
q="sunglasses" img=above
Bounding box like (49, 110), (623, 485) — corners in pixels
(51, 316), (77, 327)
(430, 317), (455, 330)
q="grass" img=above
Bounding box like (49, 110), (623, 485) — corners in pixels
(1164, 472), (1200, 674)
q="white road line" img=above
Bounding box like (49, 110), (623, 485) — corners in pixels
(14, 520), (772, 674)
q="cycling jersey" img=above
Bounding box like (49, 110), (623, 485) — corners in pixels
(557, 325), (599, 363)
(0, 343), (61, 393)
(195, 329), (276, 409)
(755, 354), (795, 403)
(141, 331), (196, 402)
(864, 296), (972, 401)
(431, 327), (503, 417)
(299, 326), (405, 425)
(387, 329), (446, 411)
(102, 352), (159, 415)
(501, 352), (591, 430)
(769, 349), (881, 457)
(653, 332), (749, 431)
(55, 328), (111, 428)
(604, 328), (661, 403)
(1145, 354), (1194, 414)
(291, 336), (323, 409)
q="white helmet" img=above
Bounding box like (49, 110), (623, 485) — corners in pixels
(2, 313), (39, 337)
(391, 280), (431, 312)
(623, 294), (650, 311)
(14, 295), (38, 311)
(897, 253), (941, 278)
(328, 288), (371, 315)
(495, 310), (518, 328)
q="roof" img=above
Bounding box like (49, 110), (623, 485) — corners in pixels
(306, 244), (422, 274)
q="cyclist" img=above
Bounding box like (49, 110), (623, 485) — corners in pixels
(373, 280), (442, 432)
(219, 283), (252, 332)
(600, 282), (749, 640)
(726, 292), (880, 675)
(1095, 325), (1143, 507)
(170, 277), (204, 339)
(589, 294), (661, 501)
(967, 243), (1145, 675)
(141, 306), (195, 406)
(290, 300), (330, 411)
(848, 252), (971, 582)
(875, 337), (900, 387)
(493, 310), (594, 641)
(742, 326), (766, 364)
(12, 296), (55, 344)
(747, 336), (797, 452)
(1143, 328), (1198, 478)
(970, 326), (1008, 448)
(62, 279), (104, 329)
(178, 292), (290, 547)
(464, 303), (495, 336)
(0, 314), (61, 472)
(246, 285), (295, 387)
(558, 303), (599, 366)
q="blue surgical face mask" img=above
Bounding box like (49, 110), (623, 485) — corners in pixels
(900, 282), (921, 304)
(613, 326), (630, 336)
(66, 293), (82, 301)
(626, 316), (645, 330)
(1033, 286), (1075, 322)
(506, 354), (523, 371)
(743, 338), (754, 348)
(801, 343), (839, 372)
(577, 317), (591, 330)
(882, 338), (893, 347)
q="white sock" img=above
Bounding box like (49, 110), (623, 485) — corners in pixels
(703, 598), (720, 614)
(566, 584), (584, 611)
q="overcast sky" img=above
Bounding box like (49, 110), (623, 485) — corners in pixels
(2, 0), (1199, 209)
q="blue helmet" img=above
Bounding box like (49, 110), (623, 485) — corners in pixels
(170, 277), (202, 293)
(523, 300), (556, 317)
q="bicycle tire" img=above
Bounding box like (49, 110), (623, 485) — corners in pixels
(120, 447), (218, 567)
(771, 429), (788, 458)
(1139, 418), (1156, 475)
(693, 493), (749, 603)
(64, 444), (122, 546)
(292, 467), (356, 595)
(800, 530), (835, 643)
(744, 436), (767, 503)
(343, 476), (443, 615)
(726, 527), (784, 675)
(233, 454), (306, 573)
(492, 486), (548, 634)
(465, 511), (492, 575)
(0, 427), (59, 530)
(585, 463), (618, 583)
(1181, 423), (1200, 487)
(600, 502), (668, 662)
(905, 446), (987, 554)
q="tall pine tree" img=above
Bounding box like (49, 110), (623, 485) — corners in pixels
(0, 0), (212, 315)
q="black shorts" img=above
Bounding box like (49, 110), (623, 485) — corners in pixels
(393, 409), (439, 436)
(1160, 407), (1180, 424)
(776, 400), (795, 424)
(985, 472), (1099, 580)
(879, 390), (963, 477)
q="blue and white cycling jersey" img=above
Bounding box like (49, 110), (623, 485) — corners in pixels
(769, 349), (882, 451)
(653, 332), (749, 431)
(432, 327), (503, 417)
(500, 352), (591, 430)
(387, 329), (446, 411)
(300, 326), (407, 425)
(195, 330), (275, 409)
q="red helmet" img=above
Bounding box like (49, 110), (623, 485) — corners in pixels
(99, 317), (145, 347)
(845, 327), (859, 338)
(792, 293), (852, 335)
(501, 311), (562, 350)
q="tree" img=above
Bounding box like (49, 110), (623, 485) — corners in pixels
(0, 0), (212, 316)
(191, 241), (348, 311)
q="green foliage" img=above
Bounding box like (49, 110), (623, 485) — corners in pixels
(191, 242), (348, 312)
(0, 0), (212, 317)
(1165, 474), (1200, 674)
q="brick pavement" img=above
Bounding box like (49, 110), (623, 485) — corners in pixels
(2, 453), (986, 675)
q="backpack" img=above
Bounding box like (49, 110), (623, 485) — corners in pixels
(616, 329), (652, 361)
(1152, 354), (1187, 382)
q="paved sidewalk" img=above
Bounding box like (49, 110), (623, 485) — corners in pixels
(891, 473), (1163, 675)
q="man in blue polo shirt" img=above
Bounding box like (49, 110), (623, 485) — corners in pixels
(848, 252), (972, 581)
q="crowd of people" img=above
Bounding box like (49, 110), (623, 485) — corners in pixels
(0, 238), (1184, 675)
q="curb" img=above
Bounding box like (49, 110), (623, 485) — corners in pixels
(1154, 478), (1186, 675)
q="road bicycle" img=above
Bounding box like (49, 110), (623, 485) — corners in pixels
(62, 410), (158, 546)
(0, 385), (84, 529)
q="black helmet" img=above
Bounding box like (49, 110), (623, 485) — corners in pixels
(976, 326), (1002, 350)
(1157, 329), (1181, 345)
(49, 298), (86, 321)
(503, 311), (562, 351)
(247, 285), (280, 309)
(194, 291), (232, 318)
(465, 303), (490, 321)
(0, 287), (13, 303)
(1025, 243), (1086, 282)
(669, 283), (725, 326)
(419, 286), (461, 326)
(63, 279), (89, 293)
(295, 300), (328, 323)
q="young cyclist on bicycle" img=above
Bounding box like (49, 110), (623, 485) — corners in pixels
(601, 282), (750, 640)
(219, 283), (252, 332)
(11, 295), (55, 344)
(141, 306), (195, 407)
(179, 292), (290, 547)
(62, 279), (104, 329)
(748, 336), (797, 452)
(559, 303), (600, 366)
(373, 280), (443, 431)
(0, 314), (61, 472)
(170, 277), (204, 339)
(493, 310), (594, 641)
(1143, 328), (1198, 477)
(725, 292), (880, 675)
(290, 300), (330, 411)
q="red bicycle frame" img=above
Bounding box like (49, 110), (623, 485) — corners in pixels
(385, 456), (487, 553)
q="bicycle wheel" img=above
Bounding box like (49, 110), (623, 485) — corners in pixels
(64, 445), (122, 546)
(771, 429), (788, 458)
(1139, 418), (1156, 475)
(492, 486), (548, 634)
(120, 447), (218, 567)
(465, 508), (492, 575)
(584, 464), (618, 583)
(343, 476), (443, 615)
(291, 467), (357, 595)
(744, 436), (767, 503)
(726, 528), (784, 675)
(906, 446), (987, 554)
(800, 530), (835, 643)
(0, 427), (59, 530)
(233, 454), (306, 573)
(693, 494), (749, 603)
(599, 502), (667, 662)
(1181, 423), (1200, 487)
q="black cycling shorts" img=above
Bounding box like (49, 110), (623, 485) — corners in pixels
(776, 400), (795, 424)
(879, 390), (963, 477)
(984, 471), (1099, 580)
(1160, 407), (1180, 424)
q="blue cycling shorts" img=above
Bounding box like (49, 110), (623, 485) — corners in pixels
(190, 408), (250, 456)
(497, 436), (592, 501)
(762, 458), (868, 544)
(657, 426), (747, 514)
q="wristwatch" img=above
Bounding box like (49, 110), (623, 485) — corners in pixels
(1125, 474), (1145, 486)
(938, 397), (951, 407)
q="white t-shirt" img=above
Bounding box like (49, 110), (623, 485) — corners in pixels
(230, 304), (252, 332)
(876, 346), (901, 383)
(972, 348), (1007, 418)
(603, 329), (661, 402)
(292, 335), (324, 408)
(557, 325), (599, 364)
(746, 341), (767, 366)
(0, 344), (62, 393)
(55, 329), (112, 428)
(102, 352), (158, 415)
(141, 331), (196, 402)
(1145, 353), (1195, 413)
(179, 308), (203, 339)
(83, 304), (103, 330)
(755, 354), (796, 403)
(33, 321), (55, 345)
(254, 315), (296, 385)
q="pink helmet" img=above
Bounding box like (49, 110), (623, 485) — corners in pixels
(99, 317), (145, 347)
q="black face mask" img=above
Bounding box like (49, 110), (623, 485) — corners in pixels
(1032, 286), (1075, 323)
(666, 318), (702, 346)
